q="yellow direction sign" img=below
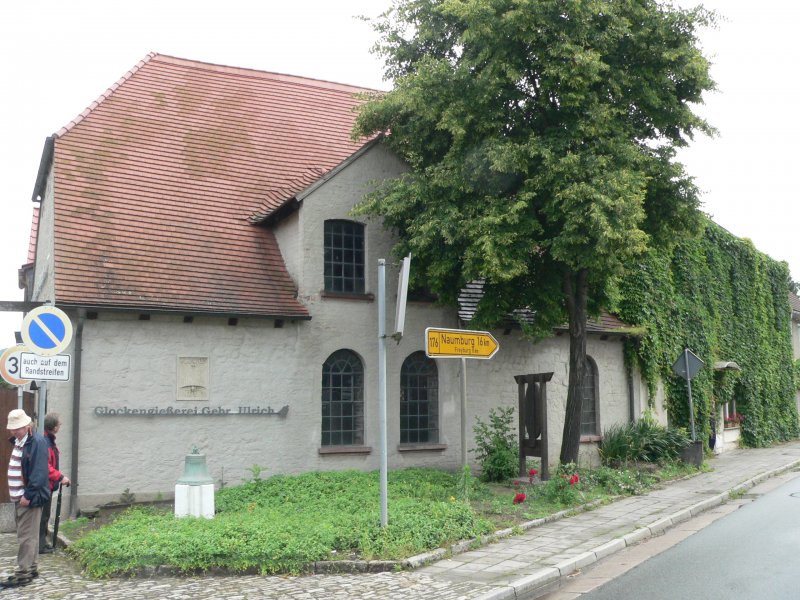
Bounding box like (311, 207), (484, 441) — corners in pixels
(425, 327), (499, 359)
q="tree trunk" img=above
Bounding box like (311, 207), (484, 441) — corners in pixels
(560, 268), (588, 465)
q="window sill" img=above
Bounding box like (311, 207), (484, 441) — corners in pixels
(318, 445), (372, 455)
(397, 443), (447, 453)
(321, 291), (374, 301)
(580, 435), (602, 443)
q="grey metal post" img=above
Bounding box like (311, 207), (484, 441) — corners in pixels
(17, 385), (22, 410)
(685, 349), (697, 441)
(378, 259), (388, 527)
(460, 357), (468, 468)
(37, 382), (47, 434)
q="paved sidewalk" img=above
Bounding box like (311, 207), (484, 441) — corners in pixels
(2, 441), (800, 599)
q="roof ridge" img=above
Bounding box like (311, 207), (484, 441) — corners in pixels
(55, 52), (159, 138)
(153, 53), (384, 94)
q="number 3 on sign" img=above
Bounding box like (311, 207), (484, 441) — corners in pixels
(0, 345), (31, 386)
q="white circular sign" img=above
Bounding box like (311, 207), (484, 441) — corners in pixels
(21, 306), (74, 356)
(0, 345), (32, 386)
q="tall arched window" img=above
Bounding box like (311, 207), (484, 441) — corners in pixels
(322, 350), (364, 446)
(580, 356), (600, 437)
(400, 351), (439, 444)
(324, 220), (365, 293)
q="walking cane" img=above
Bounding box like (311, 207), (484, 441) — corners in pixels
(51, 484), (64, 549)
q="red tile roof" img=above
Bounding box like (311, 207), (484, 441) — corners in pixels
(27, 206), (39, 264)
(48, 53), (377, 317)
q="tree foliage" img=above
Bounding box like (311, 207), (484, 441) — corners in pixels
(354, 0), (716, 463)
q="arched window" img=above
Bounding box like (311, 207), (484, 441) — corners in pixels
(580, 356), (599, 436)
(324, 220), (365, 293)
(322, 350), (364, 446)
(400, 352), (439, 444)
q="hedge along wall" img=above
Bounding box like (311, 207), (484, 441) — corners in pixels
(616, 218), (799, 448)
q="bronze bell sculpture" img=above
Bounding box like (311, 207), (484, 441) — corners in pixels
(174, 447), (215, 518)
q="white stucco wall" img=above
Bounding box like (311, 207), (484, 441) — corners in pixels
(31, 168), (56, 301)
(47, 311), (633, 508)
(33, 144), (636, 509)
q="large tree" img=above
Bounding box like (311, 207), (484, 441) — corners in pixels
(353, 0), (715, 464)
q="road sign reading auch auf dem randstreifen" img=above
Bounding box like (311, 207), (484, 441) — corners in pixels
(425, 328), (499, 359)
(19, 352), (71, 382)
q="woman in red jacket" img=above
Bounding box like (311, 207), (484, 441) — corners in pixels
(38, 413), (70, 553)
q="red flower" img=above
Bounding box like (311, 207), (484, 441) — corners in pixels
(513, 480), (520, 487)
(529, 468), (538, 476)
(513, 492), (526, 504)
(569, 474), (579, 486)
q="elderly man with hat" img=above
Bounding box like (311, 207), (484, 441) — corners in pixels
(2, 409), (50, 589)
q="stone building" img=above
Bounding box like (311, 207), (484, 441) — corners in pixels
(20, 53), (644, 513)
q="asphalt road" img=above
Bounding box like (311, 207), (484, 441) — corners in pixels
(580, 471), (800, 599)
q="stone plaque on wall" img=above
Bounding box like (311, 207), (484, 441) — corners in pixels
(177, 357), (209, 401)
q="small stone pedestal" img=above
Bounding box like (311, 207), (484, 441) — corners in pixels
(680, 440), (704, 467)
(174, 448), (215, 519)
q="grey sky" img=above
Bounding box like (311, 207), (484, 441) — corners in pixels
(1, 0), (797, 348)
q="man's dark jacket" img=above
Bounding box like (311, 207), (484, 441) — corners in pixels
(8, 432), (51, 507)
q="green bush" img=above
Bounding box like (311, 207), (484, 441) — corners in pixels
(599, 416), (690, 466)
(535, 464), (583, 505)
(471, 406), (518, 482)
(582, 465), (657, 496)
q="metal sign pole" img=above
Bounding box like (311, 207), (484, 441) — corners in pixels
(684, 349), (697, 441)
(460, 357), (468, 469)
(37, 382), (47, 434)
(377, 259), (388, 527)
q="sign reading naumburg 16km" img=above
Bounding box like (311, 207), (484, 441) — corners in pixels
(425, 327), (499, 359)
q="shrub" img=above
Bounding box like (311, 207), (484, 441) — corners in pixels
(472, 406), (518, 482)
(582, 465), (656, 496)
(536, 464), (583, 505)
(599, 415), (690, 466)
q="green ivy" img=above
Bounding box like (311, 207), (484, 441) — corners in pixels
(616, 218), (799, 448)
(794, 359), (800, 391)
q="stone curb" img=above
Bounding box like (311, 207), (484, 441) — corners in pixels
(474, 457), (800, 600)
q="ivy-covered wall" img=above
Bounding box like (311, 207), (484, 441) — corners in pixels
(616, 218), (799, 447)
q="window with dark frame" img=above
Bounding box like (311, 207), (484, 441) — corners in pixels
(321, 350), (364, 446)
(580, 356), (599, 437)
(400, 351), (439, 444)
(324, 220), (365, 293)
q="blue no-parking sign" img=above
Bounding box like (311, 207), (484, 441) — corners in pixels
(21, 306), (74, 356)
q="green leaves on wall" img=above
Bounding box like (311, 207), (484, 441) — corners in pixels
(616, 218), (799, 447)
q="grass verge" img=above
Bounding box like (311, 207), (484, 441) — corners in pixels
(66, 462), (699, 577)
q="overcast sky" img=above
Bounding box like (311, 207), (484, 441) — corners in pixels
(0, 0), (797, 349)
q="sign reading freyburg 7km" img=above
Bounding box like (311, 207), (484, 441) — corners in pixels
(21, 306), (73, 356)
(425, 327), (499, 359)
